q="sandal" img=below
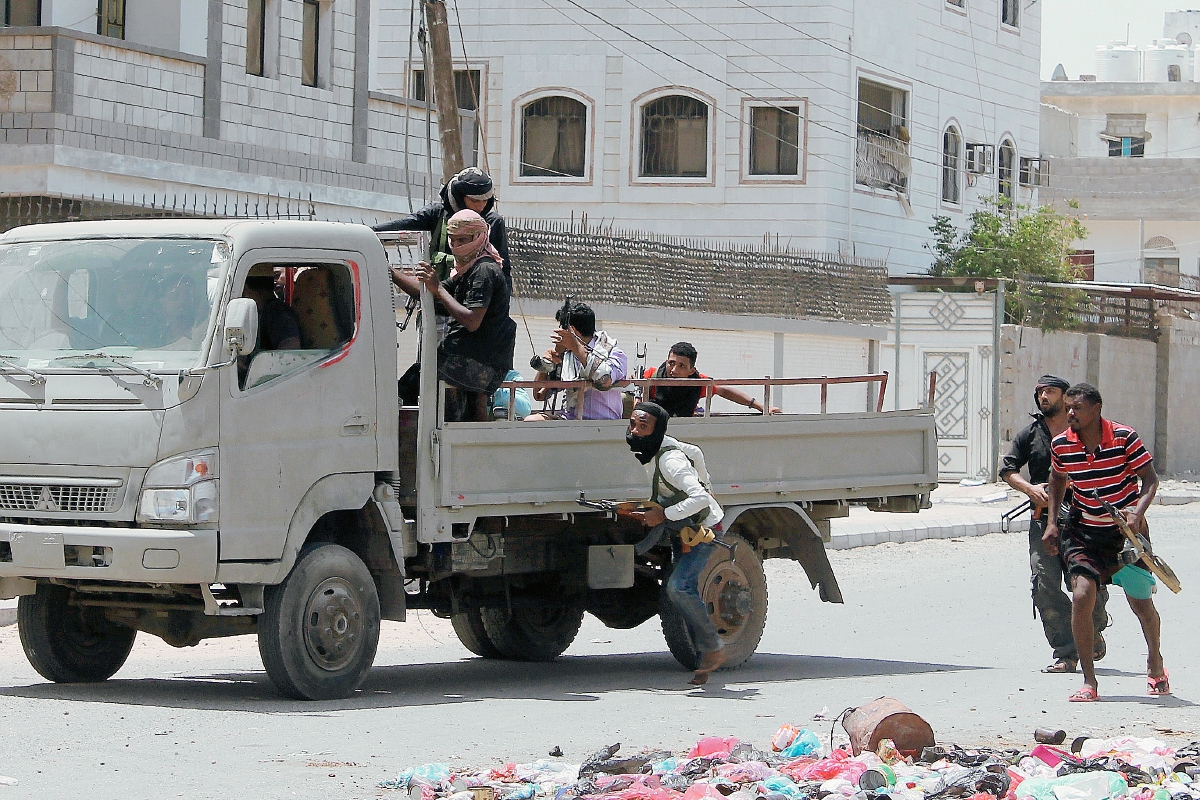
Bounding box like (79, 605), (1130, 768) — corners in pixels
(1069, 686), (1100, 702)
(1093, 635), (1107, 662)
(1043, 658), (1078, 674)
(1148, 670), (1171, 696)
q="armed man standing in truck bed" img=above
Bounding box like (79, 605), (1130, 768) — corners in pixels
(625, 402), (726, 686)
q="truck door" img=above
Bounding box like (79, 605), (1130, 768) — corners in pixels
(217, 250), (377, 562)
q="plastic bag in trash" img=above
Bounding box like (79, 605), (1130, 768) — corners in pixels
(779, 732), (822, 760)
(773, 726), (802, 752)
(690, 739), (742, 759)
(1014, 772), (1128, 800)
(383, 763), (453, 790)
(717, 762), (775, 783)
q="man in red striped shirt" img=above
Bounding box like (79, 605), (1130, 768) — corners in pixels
(1044, 383), (1166, 702)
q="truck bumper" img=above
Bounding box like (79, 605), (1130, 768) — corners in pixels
(0, 523), (217, 584)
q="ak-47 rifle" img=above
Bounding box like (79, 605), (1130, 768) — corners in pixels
(576, 493), (736, 553)
(1086, 488), (1181, 594)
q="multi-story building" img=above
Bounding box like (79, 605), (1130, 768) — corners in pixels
(0, 0), (444, 225)
(372, 0), (1044, 274)
(1041, 11), (1200, 287)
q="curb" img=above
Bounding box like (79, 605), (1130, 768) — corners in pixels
(0, 608), (15, 627)
(828, 516), (1030, 550)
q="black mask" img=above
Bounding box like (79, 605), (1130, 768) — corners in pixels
(627, 402), (670, 464)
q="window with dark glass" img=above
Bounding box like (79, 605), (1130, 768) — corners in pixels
(1107, 137), (1145, 157)
(4, 0), (40, 26)
(640, 95), (709, 178)
(247, 0), (265, 76)
(301, 0), (319, 87)
(941, 126), (962, 203)
(749, 105), (800, 176)
(520, 96), (587, 178)
(998, 139), (1016, 199)
(1001, 0), (1018, 27)
(97, 0), (125, 38)
(412, 69), (482, 166)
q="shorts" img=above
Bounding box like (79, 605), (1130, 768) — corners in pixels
(1112, 564), (1157, 600)
(1059, 518), (1125, 586)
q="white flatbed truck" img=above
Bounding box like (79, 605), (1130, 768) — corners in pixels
(0, 219), (936, 699)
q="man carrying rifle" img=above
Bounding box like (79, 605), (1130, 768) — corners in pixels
(626, 402), (726, 686)
(1044, 383), (1168, 702)
(1000, 375), (1108, 674)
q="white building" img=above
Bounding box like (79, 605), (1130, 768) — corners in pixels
(371, 0), (1044, 274)
(1041, 12), (1200, 287)
(0, 0), (443, 224)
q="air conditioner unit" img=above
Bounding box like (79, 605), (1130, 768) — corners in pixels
(965, 143), (994, 174)
(1019, 156), (1049, 187)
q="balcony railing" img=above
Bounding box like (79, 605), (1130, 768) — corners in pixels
(1145, 266), (1200, 293)
(856, 129), (911, 192)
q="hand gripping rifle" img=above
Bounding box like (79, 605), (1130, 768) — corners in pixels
(576, 493), (736, 554)
(1086, 488), (1181, 594)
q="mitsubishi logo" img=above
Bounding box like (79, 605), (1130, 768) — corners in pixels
(33, 487), (58, 512)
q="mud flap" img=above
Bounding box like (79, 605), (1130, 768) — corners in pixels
(728, 505), (843, 604)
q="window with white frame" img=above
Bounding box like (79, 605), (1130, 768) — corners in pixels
(640, 95), (709, 178)
(3, 0), (39, 25)
(1001, 0), (1018, 27)
(856, 78), (910, 191)
(520, 96), (587, 178)
(748, 104), (801, 176)
(413, 69), (483, 167)
(941, 126), (962, 204)
(997, 138), (1016, 200)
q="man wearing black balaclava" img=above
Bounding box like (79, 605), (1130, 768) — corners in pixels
(375, 166), (511, 288)
(626, 402), (727, 685)
(1000, 374), (1109, 674)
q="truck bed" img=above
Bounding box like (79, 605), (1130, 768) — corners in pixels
(398, 408), (937, 537)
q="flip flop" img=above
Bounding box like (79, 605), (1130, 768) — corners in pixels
(1043, 658), (1078, 674)
(1069, 686), (1099, 703)
(1148, 670), (1170, 696)
(1093, 635), (1107, 662)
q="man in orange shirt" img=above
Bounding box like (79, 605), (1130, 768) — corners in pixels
(643, 342), (780, 417)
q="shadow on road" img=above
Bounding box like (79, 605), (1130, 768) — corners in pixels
(0, 651), (979, 712)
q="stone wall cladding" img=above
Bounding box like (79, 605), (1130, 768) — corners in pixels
(72, 38), (204, 135)
(0, 34), (54, 114)
(509, 223), (892, 324)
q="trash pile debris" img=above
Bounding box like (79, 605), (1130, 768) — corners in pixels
(382, 731), (1200, 800)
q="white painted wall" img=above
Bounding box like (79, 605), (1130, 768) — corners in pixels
(42, 0), (97, 32)
(125, 0), (182, 53)
(373, 0), (1043, 275)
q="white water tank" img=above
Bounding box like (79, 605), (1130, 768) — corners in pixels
(1095, 42), (1141, 81)
(1145, 39), (1192, 81)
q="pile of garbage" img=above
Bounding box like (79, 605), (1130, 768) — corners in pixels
(382, 729), (1200, 800)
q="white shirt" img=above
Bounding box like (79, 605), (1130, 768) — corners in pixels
(643, 435), (724, 526)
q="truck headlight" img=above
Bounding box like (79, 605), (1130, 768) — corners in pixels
(137, 450), (219, 524)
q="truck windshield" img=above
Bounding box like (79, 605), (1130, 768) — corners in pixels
(0, 238), (224, 372)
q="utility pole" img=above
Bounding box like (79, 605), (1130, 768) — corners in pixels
(423, 0), (465, 182)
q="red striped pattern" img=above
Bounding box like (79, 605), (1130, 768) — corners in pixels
(1051, 419), (1152, 529)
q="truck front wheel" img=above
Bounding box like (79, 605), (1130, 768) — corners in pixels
(18, 584), (137, 683)
(660, 533), (768, 671)
(258, 543), (381, 700)
(479, 595), (584, 661)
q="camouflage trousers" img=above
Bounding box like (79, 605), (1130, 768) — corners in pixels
(1030, 516), (1109, 660)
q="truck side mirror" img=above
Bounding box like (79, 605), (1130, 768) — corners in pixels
(224, 297), (259, 357)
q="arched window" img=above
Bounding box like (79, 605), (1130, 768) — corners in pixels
(520, 96), (587, 178)
(640, 95), (709, 178)
(941, 126), (962, 204)
(998, 138), (1016, 200)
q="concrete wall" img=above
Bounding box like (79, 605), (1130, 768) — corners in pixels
(1160, 316), (1200, 473)
(1000, 324), (1161, 469)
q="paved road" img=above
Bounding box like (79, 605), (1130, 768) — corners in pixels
(0, 506), (1195, 799)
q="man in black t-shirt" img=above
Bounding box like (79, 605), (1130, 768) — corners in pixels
(1000, 374), (1108, 674)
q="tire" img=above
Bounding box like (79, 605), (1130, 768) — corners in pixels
(479, 595), (584, 662)
(258, 542), (381, 700)
(660, 533), (768, 672)
(451, 601), (503, 658)
(18, 584), (137, 683)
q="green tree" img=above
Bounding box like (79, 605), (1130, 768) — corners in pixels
(926, 198), (1088, 328)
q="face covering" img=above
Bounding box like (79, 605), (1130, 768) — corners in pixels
(627, 402), (670, 464)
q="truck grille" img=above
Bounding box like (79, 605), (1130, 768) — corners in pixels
(0, 481), (120, 513)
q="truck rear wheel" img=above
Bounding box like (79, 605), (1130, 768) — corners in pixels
(660, 533), (768, 672)
(18, 584), (137, 683)
(451, 601), (503, 658)
(480, 597), (584, 662)
(258, 542), (381, 700)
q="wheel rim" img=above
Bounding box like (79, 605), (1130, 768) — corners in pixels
(702, 560), (754, 645)
(303, 577), (365, 672)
